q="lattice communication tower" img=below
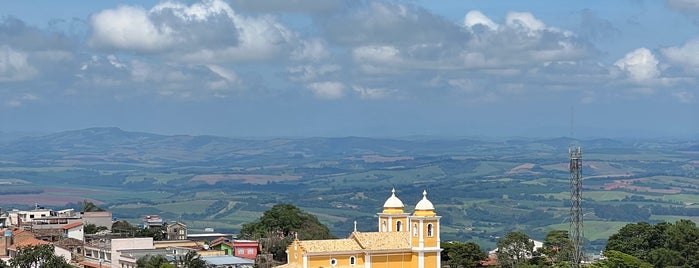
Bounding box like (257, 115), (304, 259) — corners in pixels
(569, 146), (583, 267)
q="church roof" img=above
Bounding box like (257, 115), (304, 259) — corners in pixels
(298, 238), (362, 253)
(382, 188), (404, 208)
(294, 231), (412, 254)
(414, 190), (435, 211)
(351, 232), (411, 251)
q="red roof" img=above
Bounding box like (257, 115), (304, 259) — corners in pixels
(8, 238), (50, 250)
(61, 222), (83, 230)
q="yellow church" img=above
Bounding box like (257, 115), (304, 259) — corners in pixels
(278, 189), (442, 268)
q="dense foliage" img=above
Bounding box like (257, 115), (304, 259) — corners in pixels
(136, 255), (175, 268)
(239, 203), (335, 262)
(8, 244), (71, 268)
(441, 241), (487, 268)
(539, 230), (574, 266)
(84, 223), (108, 235)
(496, 231), (536, 268)
(176, 251), (207, 268)
(111, 220), (165, 240)
(606, 220), (699, 267)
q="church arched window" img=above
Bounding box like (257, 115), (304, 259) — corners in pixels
(396, 221), (402, 232)
(427, 223), (433, 237)
(382, 220), (387, 232)
(413, 223), (418, 237)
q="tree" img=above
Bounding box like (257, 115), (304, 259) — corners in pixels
(606, 222), (663, 261)
(137, 255), (174, 268)
(539, 230), (573, 265)
(176, 251), (206, 268)
(664, 219), (699, 267)
(605, 220), (699, 267)
(496, 231), (535, 268)
(8, 244), (71, 268)
(84, 223), (108, 235)
(112, 220), (136, 235)
(240, 203), (335, 262)
(82, 199), (105, 212)
(590, 250), (652, 268)
(0, 259), (8, 268)
(441, 241), (487, 268)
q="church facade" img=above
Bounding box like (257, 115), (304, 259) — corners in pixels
(278, 189), (442, 268)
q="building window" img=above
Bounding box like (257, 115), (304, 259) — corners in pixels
(381, 221), (387, 232)
(330, 258), (338, 267)
(237, 249), (244, 255)
(247, 248), (253, 254)
(396, 221), (402, 232)
(350, 256), (356, 266)
(413, 224), (418, 237)
(427, 223), (433, 237)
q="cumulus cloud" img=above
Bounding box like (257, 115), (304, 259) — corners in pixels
(291, 39), (330, 61)
(464, 10), (498, 31)
(0, 46), (38, 81)
(306, 81), (345, 99)
(321, 2), (466, 46)
(614, 48), (660, 82)
(89, 0), (296, 62)
(661, 38), (699, 71)
(89, 5), (175, 51)
(229, 0), (350, 13)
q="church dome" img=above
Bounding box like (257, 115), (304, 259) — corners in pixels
(414, 190), (435, 211)
(383, 188), (405, 209)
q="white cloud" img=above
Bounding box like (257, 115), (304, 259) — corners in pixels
(353, 45), (401, 64)
(661, 38), (699, 71)
(0, 46), (37, 81)
(88, 0), (296, 62)
(464, 10), (499, 31)
(614, 48), (660, 82)
(291, 39), (330, 61)
(89, 5), (175, 51)
(306, 81), (345, 99)
(505, 12), (546, 33)
(351, 85), (395, 100)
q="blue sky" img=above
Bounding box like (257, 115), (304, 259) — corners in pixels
(1, 0), (698, 138)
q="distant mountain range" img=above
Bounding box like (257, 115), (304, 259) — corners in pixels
(0, 127), (694, 166)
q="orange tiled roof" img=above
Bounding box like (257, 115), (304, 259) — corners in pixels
(8, 238), (50, 250)
(350, 231), (412, 251)
(298, 238), (362, 253)
(61, 222), (83, 230)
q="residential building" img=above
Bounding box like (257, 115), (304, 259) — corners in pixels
(209, 237), (259, 259)
(61, 222), (84, 241)
(278, 189), (442, 268)
(142, 215), (163, 229)
(165, 221), (187, 240)
(82, 237), (155, 268)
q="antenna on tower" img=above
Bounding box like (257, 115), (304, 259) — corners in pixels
(570, 105), (574, 140)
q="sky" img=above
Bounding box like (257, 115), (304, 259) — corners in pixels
(1, 0), (698, 138)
